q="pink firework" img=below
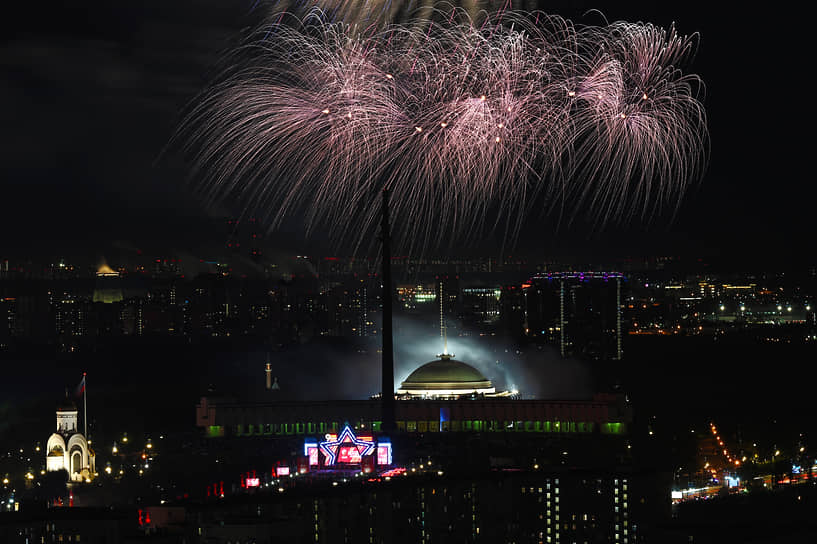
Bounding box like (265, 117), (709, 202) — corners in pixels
(177, 9), (708, 252)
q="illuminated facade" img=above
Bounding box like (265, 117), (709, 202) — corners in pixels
(396, 284), (436, 311)
(196, 394), (630, 438)
(92, 264), (123, 304)
(460, 286), (502, 324)
(46, 399), (95, 482)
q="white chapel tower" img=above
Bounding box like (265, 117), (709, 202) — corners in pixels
(46, 395), (95, 482)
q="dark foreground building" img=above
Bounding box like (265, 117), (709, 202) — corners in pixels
(0, 467), (667, 544)
(187, 468), (662, 544)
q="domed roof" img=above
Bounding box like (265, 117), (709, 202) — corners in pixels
(404, 358), (488, 384)
(398, 356), (494, 395)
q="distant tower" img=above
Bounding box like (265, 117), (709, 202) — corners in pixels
(92, 263), (123, 304)
(46, 393), (95, 482)
(265, 354), (272, 391)
(435, 274), (459, 323)
(439, 283), (446, 351)
(438, 288), (453, 359)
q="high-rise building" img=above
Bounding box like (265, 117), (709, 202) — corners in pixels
(523, 272), (626, 361)
(348, 283), (370, 337)
(92, 264), (123, 304)
(53, 291), (85, 350)
(396, 284), (436, 312)
(0, 296), (15, 349)
(460, 286), (502, 325)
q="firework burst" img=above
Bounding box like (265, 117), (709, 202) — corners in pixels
(177, 9), (707, 253)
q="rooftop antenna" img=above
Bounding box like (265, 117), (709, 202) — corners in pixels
(438, 279), (453, 360)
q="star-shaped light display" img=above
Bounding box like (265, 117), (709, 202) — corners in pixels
(319, 424), (375, 466)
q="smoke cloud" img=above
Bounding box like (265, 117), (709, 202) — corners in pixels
(210, 315), (595, 401)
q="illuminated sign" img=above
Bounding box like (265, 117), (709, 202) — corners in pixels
(303, 424), (393, 470)
(338, 445), (362, 464)
(304, 442), (319, 466)
(276, 466), (290, 477)
(319, 424), (375, 466)
(245, 477), (260, 487)
(377, 441), (392, 466)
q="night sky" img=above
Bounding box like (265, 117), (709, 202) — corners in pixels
(1, 1), (811, 265)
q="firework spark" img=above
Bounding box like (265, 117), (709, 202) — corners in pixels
(263, 0), (518, 29)
(178, 9), (707, 253)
